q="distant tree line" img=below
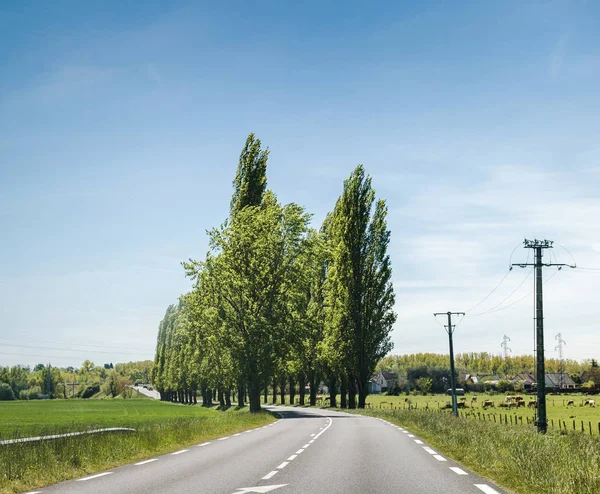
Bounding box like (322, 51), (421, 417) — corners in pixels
(151, 134), (397, 411)
(0, 360), (153, 400)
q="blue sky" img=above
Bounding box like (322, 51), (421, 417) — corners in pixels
(1, 1), (599, 368)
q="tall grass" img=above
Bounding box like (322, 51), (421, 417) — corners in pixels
(355, 408), (600, 494)
(0, 408), (274, 494)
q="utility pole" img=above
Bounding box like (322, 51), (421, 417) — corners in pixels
(512, 238), (575, 433)
(501, 335), (512, 359)
(555, 333), (566, 391)
(434, 311), (464, 417)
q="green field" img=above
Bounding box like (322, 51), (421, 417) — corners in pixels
(0, 398), (234, 438)
(0, 400), (275, 494)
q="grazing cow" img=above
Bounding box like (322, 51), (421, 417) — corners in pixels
(585, 399), (596, 407)
(528, 400), (537, 408)
(517, 401), (525, 407)
(471, 396), (477, 403)
(457, 401), (466, 409)
(567, 400), (575, 407)
(483, 400), (494, 408)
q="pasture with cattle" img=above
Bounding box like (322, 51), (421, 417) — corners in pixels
(362, 392), (600, 433)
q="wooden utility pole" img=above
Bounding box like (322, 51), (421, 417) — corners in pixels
(434, 311), (464, 417)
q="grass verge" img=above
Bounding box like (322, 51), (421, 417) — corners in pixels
(0, 402), (275, 494)
(349, 407), (600, 494)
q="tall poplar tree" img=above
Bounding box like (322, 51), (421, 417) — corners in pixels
(325, 165), (396, 408)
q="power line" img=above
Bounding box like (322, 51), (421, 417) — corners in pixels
(463, 243), (530, 314)
(470, 268), (534, 317)
(1, 343), (152, 356)
(0, 336), (155, 352)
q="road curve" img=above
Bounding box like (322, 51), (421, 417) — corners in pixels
(34, 406), (505, 494)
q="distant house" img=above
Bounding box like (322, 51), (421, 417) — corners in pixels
(367, 379), (382, 394)
(545, 373), (577, 390)
(375, 372), (397, 392)
(513, 373), (537, 391)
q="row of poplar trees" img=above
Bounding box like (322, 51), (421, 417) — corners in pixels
(152, 134), (396, 412)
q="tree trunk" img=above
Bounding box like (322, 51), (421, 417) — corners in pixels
(272, 377), (277, 404)
(348, 376), (357, 409)
(225, 389), (231, 407)
(205, 388), (213, 406)
(289, 376), (296, 405)
(248, 378), (262, 413)
(237, 380), (245, 407)
(218, 387), (225, 407)
(309, 371), (317, 406)
(280, 375), (286, 405)
(340, 376), (347, 409)
(327, 374), (338, 408)
(357, 377), (367, 409)
(263, 382), (268, 404)
(193, 387), (197, 405)
(299, 373), (305, 405)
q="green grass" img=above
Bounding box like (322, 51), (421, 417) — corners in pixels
(346, 407), (600, 494)
(0, 400), (275, 494)
(0, 398), (229, 438)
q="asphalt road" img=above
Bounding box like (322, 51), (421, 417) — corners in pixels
(33, 406), (505, 494)
(131, 385), (161, 400)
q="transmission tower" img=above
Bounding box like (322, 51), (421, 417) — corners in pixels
(501, 335), (512, 359)
(555, 333), (566, 391)
(512, 238), (575, 433)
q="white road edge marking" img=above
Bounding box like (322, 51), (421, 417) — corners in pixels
(423, 447), (437, 455)
(198, 442), (211, 447)
(171, 449), (189, 455)
(302, 443), (310, 448)
(450, 467), (468, 475)
(287, 454), (297, 461)
(76, 472), (113, 481)
(402, 431), (409, 434)
(24, 492), (43, 493)
(135, 459), (158, 466)
(262, 470), (278, 480)
(408, 434), (415, 438)
(474, 485), (500, 494)
(218, 437), (230, 441)
(295, 449), (304, 454)
(233, 433), (241, 436)
(308, 439), (314, 443)
(310, 433), (315, 436)
(433, 455), (447, 462)
(414, 440), (424, 445)
(277, 461), (289, 469)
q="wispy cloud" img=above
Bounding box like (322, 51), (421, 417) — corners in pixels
(549, 34), (568, 80)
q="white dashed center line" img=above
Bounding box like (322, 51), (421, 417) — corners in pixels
(135, 459), (158, 466)
(171, 449), (189, 455)
(277, 461), (289, 469)
(302, 443), (310, 448)
(474, 485), (500, 494)
(287, 455), (297, 461)
(450, 467), (468, 475)
(308, 439), (314, 443)
(263, 471), (278, 480)
(296, 449), (305, 454)
(76, 472), (113, 481)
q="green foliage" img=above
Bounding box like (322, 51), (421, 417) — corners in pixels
(323, 165), (396, 408)
(0, 383), (16, 401)
(497, 380), (515, 393)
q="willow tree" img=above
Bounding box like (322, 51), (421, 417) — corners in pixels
(325, 165), (396, 409)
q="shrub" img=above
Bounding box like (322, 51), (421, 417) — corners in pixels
(79, 384), (101, 399)
(0, 383), (16, 401)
